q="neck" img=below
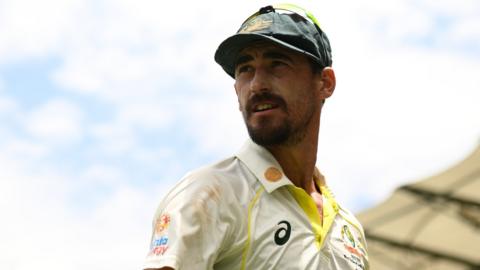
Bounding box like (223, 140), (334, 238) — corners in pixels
(266, 113), (320, 193)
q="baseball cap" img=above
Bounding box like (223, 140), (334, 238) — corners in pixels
(214, 3), (332, 78)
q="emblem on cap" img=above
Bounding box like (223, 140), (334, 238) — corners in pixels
(239, 16), (273, 33)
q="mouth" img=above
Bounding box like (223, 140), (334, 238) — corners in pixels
(253, 103), (279, 113)
(246, 92), (287, 118)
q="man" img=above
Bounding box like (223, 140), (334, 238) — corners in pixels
(144, 4), (369, 270)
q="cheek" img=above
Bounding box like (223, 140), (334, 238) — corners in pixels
(289, 88), (316, 114)
(235, 87), (249, 112)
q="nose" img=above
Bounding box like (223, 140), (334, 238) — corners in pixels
(249, 67), (269, 93)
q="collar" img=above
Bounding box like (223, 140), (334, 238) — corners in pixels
(235, 139), (327, 193)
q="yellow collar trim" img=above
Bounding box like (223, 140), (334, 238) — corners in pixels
(287, 181), (339, 249)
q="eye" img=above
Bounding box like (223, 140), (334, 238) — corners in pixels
(235, 65), (253, 76)
(271, 60), (288, 68)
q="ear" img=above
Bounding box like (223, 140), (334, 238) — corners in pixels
(318, 67), (336, 100)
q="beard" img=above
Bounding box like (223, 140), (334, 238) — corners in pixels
(246, 117), (292, 146)
(243, 95), (316, 147)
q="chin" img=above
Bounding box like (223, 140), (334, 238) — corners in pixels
(247, 124), (290, 147)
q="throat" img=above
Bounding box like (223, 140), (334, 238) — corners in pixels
(310, 190), (324, 225)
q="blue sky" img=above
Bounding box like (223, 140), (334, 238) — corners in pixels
(0, 0), (479, 269)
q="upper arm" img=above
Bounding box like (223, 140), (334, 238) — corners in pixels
(143, 174), (239, 270)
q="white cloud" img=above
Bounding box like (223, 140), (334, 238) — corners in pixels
(422, 0), (479, 14)
(87, 101), (174, 156)
(24, 98), (85, 144)
(53, 47), (161, 99)
(82, 164), (126, 186)
(0, 152), (71, 269)
(0, 79), (18, 115)
(0, 0), (83, 64)
(0, 95), (17, 114)
(118, 102), (173, 130)
(0, 150), (156, 270)
(72, 185), (155, 269)
(182, 94), (246, 155)
(448, 16), (480, 47)
(2, 139), (51, 159)
(89, 120), (137, 155)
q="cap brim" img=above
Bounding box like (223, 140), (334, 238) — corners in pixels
(214, 33), (321, 78)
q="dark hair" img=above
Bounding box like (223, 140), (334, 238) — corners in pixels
(308, 58), (325, 74)
(308, 58), (328, 104)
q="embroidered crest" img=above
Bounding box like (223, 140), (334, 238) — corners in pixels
(340, 224), (367, 269)
(239, 17), (273, 33)
(341, 225), (356, 248)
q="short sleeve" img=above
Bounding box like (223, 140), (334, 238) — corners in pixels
(143, 173), (237, 270)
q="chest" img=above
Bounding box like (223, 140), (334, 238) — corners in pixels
(220, 189), (368, 270)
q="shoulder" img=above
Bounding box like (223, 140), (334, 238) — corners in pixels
(337, 205), (367, 238)
(158, 155), (256, 212)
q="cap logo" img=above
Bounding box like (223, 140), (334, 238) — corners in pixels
(238, 17), (272, 33)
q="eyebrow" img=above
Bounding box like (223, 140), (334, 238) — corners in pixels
(234, 49), (294, 69)
(234, 54), (253, 68)
(263, 50), (293, 62)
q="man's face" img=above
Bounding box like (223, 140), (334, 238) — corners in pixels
(233, 42), (321, 146)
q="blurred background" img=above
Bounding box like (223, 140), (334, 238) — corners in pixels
(0, 0), (478, 269)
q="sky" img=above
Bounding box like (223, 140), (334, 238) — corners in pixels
(0, 0), (479, 269)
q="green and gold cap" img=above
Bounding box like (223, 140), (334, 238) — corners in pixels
(215, 4), (332, 78)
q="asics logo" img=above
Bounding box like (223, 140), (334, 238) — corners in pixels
(274, 220), (291, 245)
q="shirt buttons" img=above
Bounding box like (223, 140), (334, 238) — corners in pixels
(264, 167), (282, 182)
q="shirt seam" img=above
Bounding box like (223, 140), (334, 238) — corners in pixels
(240, 186), (265, 270)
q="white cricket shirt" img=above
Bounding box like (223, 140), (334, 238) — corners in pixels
(143, 139), (369, 270)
